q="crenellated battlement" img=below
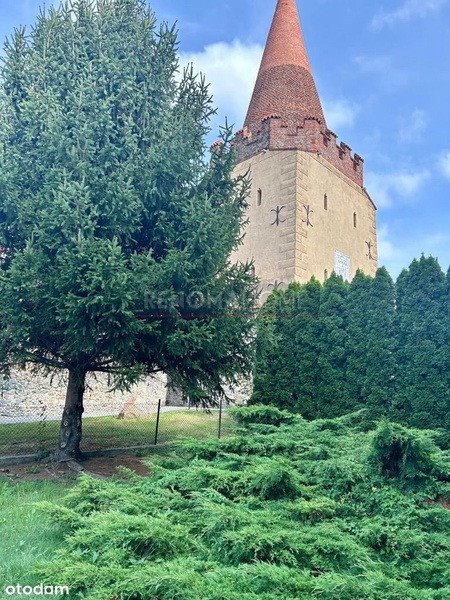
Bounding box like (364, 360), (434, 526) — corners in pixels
(233, 115), (364, 187)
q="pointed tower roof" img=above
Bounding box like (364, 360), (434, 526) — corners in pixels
(244, 0), (326, 128)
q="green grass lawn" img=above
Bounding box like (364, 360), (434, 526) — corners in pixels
(0, 480), (69, 593)
(0, 410), (235, 595)
(0, 410), (234, 457)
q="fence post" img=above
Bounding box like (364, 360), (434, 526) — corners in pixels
(218, 396), (223, 440)
(154, 398), (162, 446)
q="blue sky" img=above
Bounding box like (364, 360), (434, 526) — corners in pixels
(1, 0), (450, 277)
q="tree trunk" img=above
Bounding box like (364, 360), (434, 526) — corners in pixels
(56, 369), (86, 462)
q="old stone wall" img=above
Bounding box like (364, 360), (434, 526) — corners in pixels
(296, 152), (377, 282)
(231, 149), (298, 295)
(0, 370), (168, 423)
(231, 147), (377, 292)
(0, 370), (251, 423)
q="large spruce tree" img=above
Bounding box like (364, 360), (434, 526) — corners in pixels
(0, 0), (257, 460)
(394, 256), (448, 429)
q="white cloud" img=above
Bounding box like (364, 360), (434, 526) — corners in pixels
(376, 225), (450, 276)
(323, 99), (359, 131)
(398, 109), (427, 143)
(182, 42), (359, 135)
(378, 225), (397, 262)
(439, 151), (450, 179)
(376, 224), (412, 276)
(366, 169), (430, 208)
(180, 40), (263, 129)
(422, 232), (450, 248)
(372, 0), (447, 30)
(353, 55), (409, 89)
(354, 55), (392, 74)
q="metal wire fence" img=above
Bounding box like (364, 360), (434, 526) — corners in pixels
(0, 396), (231, 461)
(0, 368), (248, 461)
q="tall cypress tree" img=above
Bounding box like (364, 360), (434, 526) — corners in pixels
(293, 278), (322, 419)
(251, 279), (321, 416)
(394, 256), (448, 429)
(444, 267), (450, 426)
(346, 270), (373, 407)
(0, 0), (257, 460)
(364, 267), (397, 418)
(272, 284), (305, 412)
(251, 289), (284, 407)
(316, 273), (351, 418)
(252, 283), (306, 412)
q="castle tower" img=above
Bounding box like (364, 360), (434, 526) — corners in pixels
(232, 0), (377, 291)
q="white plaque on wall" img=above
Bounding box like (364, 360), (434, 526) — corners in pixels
(334, 251), (351, 281)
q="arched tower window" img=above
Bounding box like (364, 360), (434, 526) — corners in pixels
(324, 194), (328, 210)
(257, 189), (262, 206)
(324, 269), (329, 281)
(353, 212), (357, 228)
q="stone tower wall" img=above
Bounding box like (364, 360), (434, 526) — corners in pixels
(297, 152), (377, 281)
(231, 149), (298, 293)
(231, 148), (377, 291)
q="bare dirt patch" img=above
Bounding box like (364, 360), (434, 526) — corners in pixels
(435, 496), (450, 510)
(425, 496), (450, 510)
(80, 455), (151, 477)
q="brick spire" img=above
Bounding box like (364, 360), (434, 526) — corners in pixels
(244, 0), (326, 127)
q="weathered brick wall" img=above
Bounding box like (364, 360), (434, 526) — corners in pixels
(233, 116), (364, 187)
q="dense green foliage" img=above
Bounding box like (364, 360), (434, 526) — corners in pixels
(394, 257), (449, 429)
(316, 274), (351, 417)
(229, 404), (295, 427)
(253, 258), (449, 430)
(37, 407), (450, 599)
(252, 279), (322, 417)
(0, 0), (256, 391)
(0, 0), (257, 457)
